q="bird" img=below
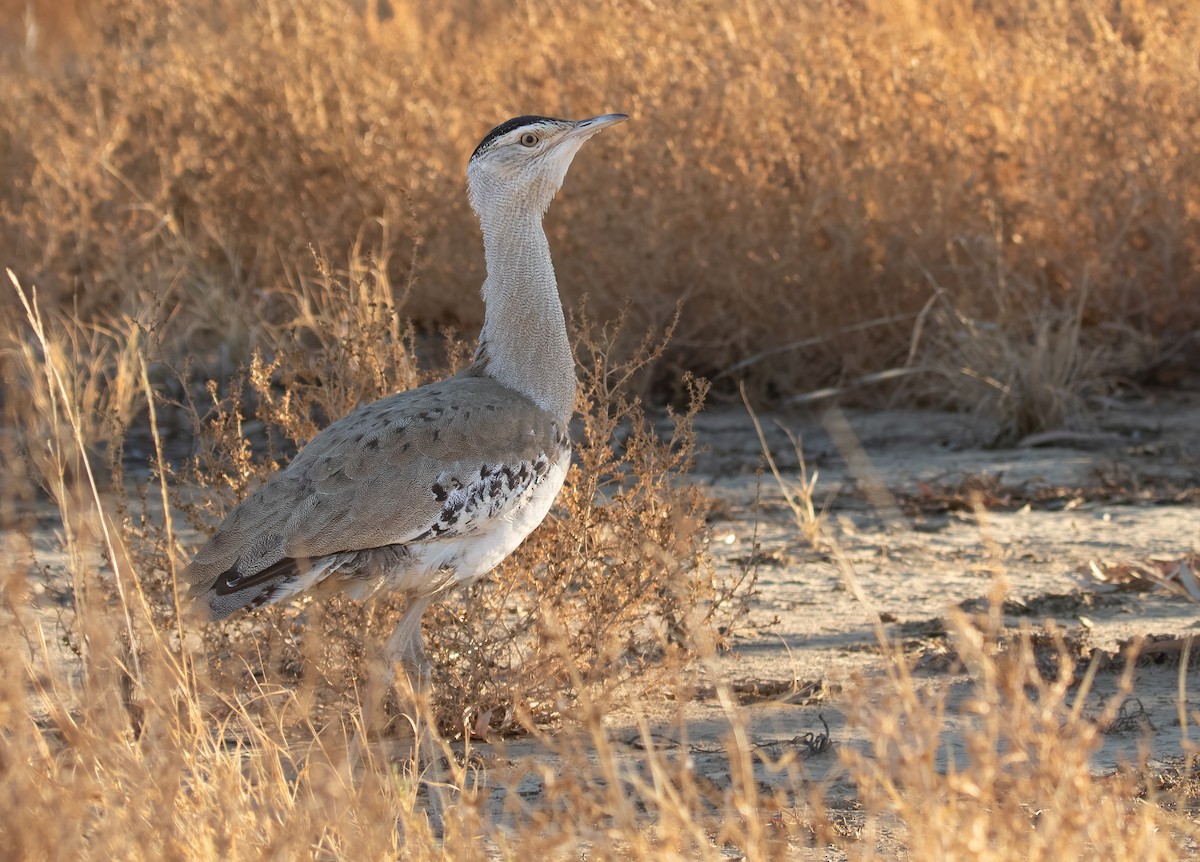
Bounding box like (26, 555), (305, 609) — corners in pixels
(182, 112), (628, 825)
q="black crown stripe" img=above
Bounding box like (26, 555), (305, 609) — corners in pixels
(470, 115), (565, 160)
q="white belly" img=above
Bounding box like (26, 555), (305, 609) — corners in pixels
(356, 455), (569, 599)
(439, 455), (569, 584)
(288, 456), (570, 605)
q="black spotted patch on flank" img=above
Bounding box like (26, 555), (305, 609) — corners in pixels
(471, 115), (561, 160)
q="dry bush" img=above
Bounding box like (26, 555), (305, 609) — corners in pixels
(3, 0), (1199, 405)
(835, 588), (1198, 861)
(104, 253), (738, 740)
(923, 290), (1155, 445)
(4, 269), (1200, 861)
(424, 310), (724, 735)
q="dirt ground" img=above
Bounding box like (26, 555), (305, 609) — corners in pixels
(476, 391), (1200, 850)
(9, 392), (1200, 855)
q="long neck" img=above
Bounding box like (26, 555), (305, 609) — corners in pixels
(473, 209), (576, 422)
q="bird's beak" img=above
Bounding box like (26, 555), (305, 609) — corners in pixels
(567, 113), (630, 141)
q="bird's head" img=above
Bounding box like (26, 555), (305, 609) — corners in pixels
(466, 113), (628, 222)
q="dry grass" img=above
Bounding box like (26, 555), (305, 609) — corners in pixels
(743, 381), (832, 549)
(3, 0), (1200, 418)
(836, 593), (1198, 860)
(3, 0), (1200, 858)
(926, 297), (1121, 445)
(6, 264), (1200, 859)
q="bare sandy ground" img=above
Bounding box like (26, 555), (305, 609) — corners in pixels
(8, 392), (1200, 854)
(696, 393), (1200, 762)
(478, 392), (1200, 850)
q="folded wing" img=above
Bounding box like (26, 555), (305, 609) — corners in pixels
(183, 374), (568, 618)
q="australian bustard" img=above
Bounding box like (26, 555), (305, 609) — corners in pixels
(183, 113), (629, 823)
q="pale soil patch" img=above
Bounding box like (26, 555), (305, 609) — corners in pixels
(7, 393), (1200, 856)
(480, 393), (1200, 852)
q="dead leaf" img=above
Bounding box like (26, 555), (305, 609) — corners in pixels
(1072, 556), (1200, 603)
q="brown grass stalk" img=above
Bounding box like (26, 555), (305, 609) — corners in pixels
(3, 0), (1198, 412)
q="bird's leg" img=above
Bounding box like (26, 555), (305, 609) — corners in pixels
(379, 597), (447, 832)
(347, 601), (430, 751)
(394, 627), (450, 831)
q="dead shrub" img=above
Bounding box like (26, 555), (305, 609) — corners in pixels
(3, 0), (1200, 400)
(922, 275), (1157, 445)
(124, 255), (741, 739)
(928, 300), (1114, 446)
(424, 308), (723, 735)
(837, 587), (1191, 861)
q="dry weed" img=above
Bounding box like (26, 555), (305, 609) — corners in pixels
(3, 0), (1199, 407)
(742, 383), (832, 549)
(925, 291), (1151, 445)
(3, 265), (1200, 860)
(836, 591), (1198, 860)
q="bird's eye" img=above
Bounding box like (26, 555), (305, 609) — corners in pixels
(520, 132), (539, 147)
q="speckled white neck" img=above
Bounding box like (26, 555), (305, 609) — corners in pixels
(469, 178), (577, 423)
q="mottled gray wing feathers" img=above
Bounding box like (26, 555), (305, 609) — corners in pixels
(183, 374), (567, 614)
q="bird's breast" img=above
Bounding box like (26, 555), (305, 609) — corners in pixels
(415, 453), (570, 591)
(336, 449), (571, 601)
